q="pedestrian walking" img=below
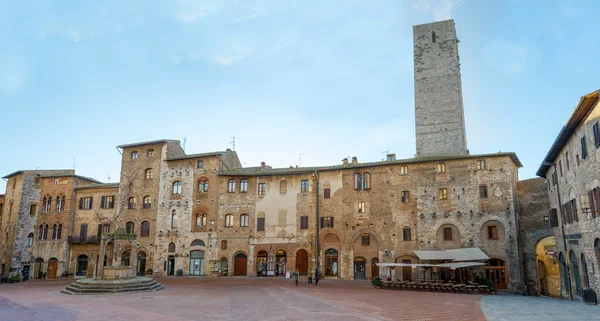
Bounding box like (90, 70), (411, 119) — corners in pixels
(294, 269), (300, 287)
(307, 270), (313, 284)
(315, 269), (320, 286)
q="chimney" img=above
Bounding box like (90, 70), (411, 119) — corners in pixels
(289, 165), (294, 169)
(342, 158), (348, 165)
(386, 154), (396, 161)
(351, 157), (358, 165)
(226, 148), (231, 152)
(261, 162), (266, 170)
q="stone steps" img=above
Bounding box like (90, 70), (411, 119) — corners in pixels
(61, 277), (164, 295)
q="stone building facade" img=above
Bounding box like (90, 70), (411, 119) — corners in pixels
(537, 89), (600, 299)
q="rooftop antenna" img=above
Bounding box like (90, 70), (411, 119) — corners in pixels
(229, 136), (236, 151)
(183, 137), (187, 152)
(295, 153), (305, 167)
(73, 158), (76, 169)
(107, 175), (111, 183)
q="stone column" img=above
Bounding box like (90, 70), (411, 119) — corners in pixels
(97, 238), (107, 279)
(131, 241), (138, 277)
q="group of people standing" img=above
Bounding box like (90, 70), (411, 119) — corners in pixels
(293, 269), (321, 286)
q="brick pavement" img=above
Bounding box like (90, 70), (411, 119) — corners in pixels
(0, 277), (486, 321)
(481, 294), (600, 321)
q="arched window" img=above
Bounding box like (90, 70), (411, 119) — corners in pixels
(432, 31), (436, 43)
(38, 225), (43, 240)
(221, 240), (228, 250)
(126, 221), (135, 234)
(280, 180), (287, 194)
(437, 163), (446, 173)
(363, 172), (371, 189)
(52, 224), (58, 239)
(56, 196), (65, 212)
(196, 214), (207, 227)
(141, 221), (150, 237)
(225, 214), (233, 227)
(191, 239), (205, 247)
(43, 224), (49, 240)
(131, 151), (138, 159)
(240, 179), (248, 193)
(42, 197), (48, 212)
(168, 242), (176, 253)
(128, 197), (136, 209)
(354, 173), (362, 190)
(171, 209), (177, 228)
(27, 233), (34, 246)
(228, 179), (236, 193)
(240, 214), (249, 227)
(173, 181), (182, 195)
(121, 251), (131, 266)
(143, 196), (151, 209)
(198, 179), (209, 192)
(57, 224), (62, 239)
(47, 197), (52, 212)
(145, 168), (153, 179)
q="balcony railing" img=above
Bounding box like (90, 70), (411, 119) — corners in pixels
(68, 235), (100, 244)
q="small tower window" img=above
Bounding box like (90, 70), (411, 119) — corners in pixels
(432, 31), (436, 43)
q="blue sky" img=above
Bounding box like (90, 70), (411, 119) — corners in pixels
(1, 0), (599, 192)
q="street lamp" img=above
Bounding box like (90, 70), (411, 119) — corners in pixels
(542, 161), (573, 300)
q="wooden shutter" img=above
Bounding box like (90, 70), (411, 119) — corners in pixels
(100, 196), (106, 209)
(590, 191), (597, 218)
(97, 224), (102, 240)
(330, 217), (334, 228)
(320, 217), (324, 228)
(89, 197), (93, 209)
(257, 218), (265, 231)
(79, 197), (83, 209)
(300, 216), (308, 229)
(80, 224), (87, 240)
(324, 188), (330, 199)
(110, 196), (115, 208)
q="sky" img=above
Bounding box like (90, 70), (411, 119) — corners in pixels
(1, 0), (599, 192)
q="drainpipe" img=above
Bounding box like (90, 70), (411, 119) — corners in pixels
(544, 161), (573, 300)
(314, 169), (320, 273)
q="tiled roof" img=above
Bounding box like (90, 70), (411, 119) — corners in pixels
(117, 139), (179, 149)
(3, 169), (75, 179)
(220, 152), (522, 176)
(537, 90), (600, 178)
(75, 182), (120, 190)
(167, 151), (228, 161)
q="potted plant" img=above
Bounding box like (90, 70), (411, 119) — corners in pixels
(371, 277), (382, 289)
(40, 272), (47, 280)
(146, 268), (153, 276)
(8, 275), (20, 283)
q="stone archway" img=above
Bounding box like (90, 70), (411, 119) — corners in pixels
(233, 252), (247, 276)
(535, 236), (559, 297)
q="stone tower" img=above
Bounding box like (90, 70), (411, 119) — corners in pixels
(413, 19), (468, 157)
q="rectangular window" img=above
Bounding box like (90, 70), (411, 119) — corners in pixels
(488, 226), (498, 239)
(79, 224), (88, 240)
(565, 152), (570, 171)
(301, 180), (309, 193)
(401, 191), (410, 203)
(79, 197), (93, 210)
(228, 180), (236, 193)
(477, 160), (486, 170)
(479, 185), (488, 199)
(582, 136), (588, 159)
(258, 183), (266, 196)
(321, 217), (334, 228)
(54, 178), (59, 185)
(443, 227), (452, 241)
(240, 179), (248, 193)
(103, 224), (111, 234)
(571, 199), (578, 222)
(361, 234), (370, 246)
(225, 215), (234, 227)
(300, 216), (308, 229)
(403, 228), (411, 241)
(324, 188), (331, 199)
(358, 202), (365, 213)
(197, 160), (204, 168)
(257, 217), (265, 231)
(594, 121), (600, 148)
(550, 208), (559, 227)
(101, 196), (115, 209)
(439, 188), (447, 200)
(400, 165), (408, 176)
(559, 160), (563, 177)
(437, 163), (446, 173)
(29, 204), (36, 215)
(576, 155), (580, 166)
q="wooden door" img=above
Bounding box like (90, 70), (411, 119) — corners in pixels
(402, 260), (412, 281)
(296, 250), (309, 275)
(48, 260), (58, 278)
(234, 253), (247, 276)
(486, 268), (507, 290)
(371, 258), (379, 279)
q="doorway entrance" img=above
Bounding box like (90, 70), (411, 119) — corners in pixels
(137, 252), (147, 276)
(371, 258), (379, 279)
(34, 258), (43, 279)
(354, 257), (366, 280)
(485, 258), (507, 290)
(569, 250), (582, 296)
(256, 250), (268, 276)
(167, 255), (175, 276)
(275, 250), (287, 276)
(189, 250), (204, 276)
(76, 255), (88, 277)
(325, 248), (338, 277)
(296, 249), (309, 275)
(220, 257), (229, 276)
(535, 236), (559, 297)
(234, 253), (247, 276)
(402, 260), (412, 281)
(48, 258), (58, 278)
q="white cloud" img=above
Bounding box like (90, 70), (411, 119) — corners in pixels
(484, 42), (528, 74)
(209, 53), (248, 66)
(413, 0), (462, 21)
(173, 0), (220, 23)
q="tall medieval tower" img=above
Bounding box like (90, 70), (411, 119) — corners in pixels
(413, 20), (468, 157)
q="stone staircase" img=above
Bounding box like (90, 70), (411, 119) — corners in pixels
(61, 277), (164, 295)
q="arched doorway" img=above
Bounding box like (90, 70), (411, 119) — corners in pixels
(256, 250), (268, 277)
(220, 257), (229, 276)
(275, 250), (287, 276)
(325, 248), (338, 277)
(189, 250), (204, 276)
(296, 249), (309, 275)
(485, 258), (507, 290)
(354, 257), (366, 280)
(48, 258), (58, 279)
(121, 251), (130, 267)
(167, 255), (175, 276)
(371, 258), (379, 279)
(559, 252), (570, 296)
(34, 258), (43, 279)
(76, 255), (88, 277)
(137, 252), (147, 276)
(535, 236), (559, 297)
(595, 239), (600, 271)
(581, 254), (590, 289)
(234, 253), (247, 276)
(569, 250), (582, 296)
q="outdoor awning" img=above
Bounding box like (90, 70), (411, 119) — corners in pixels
(376, 263), (435, 268)
(436, 262), (485, 269)
(376, 262), (485, 269)
(413, 248), (489, 262)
